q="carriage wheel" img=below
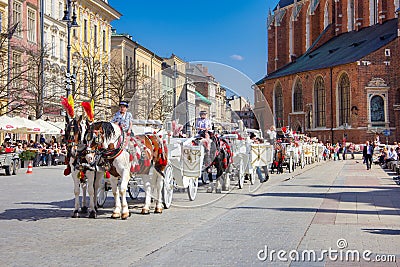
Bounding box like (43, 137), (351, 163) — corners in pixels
(97, 180), (107, 208)
(187, 177), (198, 201)
(128, 181), (140, 200)
(162, 165), (174, 209)
(250, 169), (256, 185)
(238, 159), (245, 189)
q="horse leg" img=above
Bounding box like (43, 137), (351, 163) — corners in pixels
(215, 165), (222, 193)
(86, 171), (97, 219)
(93, 171), (102, 212)
(110, 176), (121, 219)
(142, 177), (151, 215)
(119, 169), (130, 220)
(154, 171), (164, 214)
(72, 174), (80, 218)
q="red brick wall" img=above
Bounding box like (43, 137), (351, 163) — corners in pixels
(261, 40), (400, 144)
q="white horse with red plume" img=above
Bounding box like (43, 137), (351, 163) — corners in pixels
(84, 116), (168, 219)
(61, 96), (102, 218)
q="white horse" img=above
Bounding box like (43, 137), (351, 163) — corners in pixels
(85, 121), (168, 219)
(65, 116), (103, 218)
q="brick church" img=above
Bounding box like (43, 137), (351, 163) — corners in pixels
(255, 0), (400, 144)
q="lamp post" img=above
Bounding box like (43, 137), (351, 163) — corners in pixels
(62, 0), (79, 97)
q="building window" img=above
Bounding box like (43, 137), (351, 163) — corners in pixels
(324, 1), (329, 29)
(60, 39), (64, 60)
(84, 19), (88, 43)
(370, 95), (385, 122)
(84, 70), (88, 96)
(370, 0), (378, 25)
(13, 1), (22, 37)
(94, 24), (97, 48)
(59, 1), (63, 20)
(51, 35), (56, 57)
(102, 30), (106, 52)
(27, 9), (36, 43)
(305, 6), (311, 50)
(293, 79), (303, 112)
(348, 0), (354, 31)
(274, 82), (283, 128)
(314, 76), (326, 127)
(102, 75), (106, 98)
(72, 66), (77, 95)
(338, 73), (350, 126)
(12, 52), (22, 88)
(51, 0), (55, 17)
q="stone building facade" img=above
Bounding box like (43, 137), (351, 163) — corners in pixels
(256, 0), (400, 143)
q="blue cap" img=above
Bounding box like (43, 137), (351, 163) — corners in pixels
(119, 101), (129, 107)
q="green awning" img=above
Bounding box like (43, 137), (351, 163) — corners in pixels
(195, 91), (212, 105)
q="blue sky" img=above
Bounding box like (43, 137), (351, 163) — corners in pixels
(108, 0), (275, 102)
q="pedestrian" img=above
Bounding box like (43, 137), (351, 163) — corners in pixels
(349, 143), (355, 159)
(363, 140), (374, 170)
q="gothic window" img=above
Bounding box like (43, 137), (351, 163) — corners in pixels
(324, 1), (329, 29)
(370, 0), (378, 25)
(338, 73), (351, 126)
(348, 0), (354, 31)
(306, 7), (311, 50)
(274, 83), (283, 128)
(293, 79), (303, 112)
(370, 95), (385, 122)
(314, 76), (326, 127)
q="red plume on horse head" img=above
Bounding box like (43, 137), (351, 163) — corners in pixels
(60, 95), (75, 118)
(81, 99), (94, 122)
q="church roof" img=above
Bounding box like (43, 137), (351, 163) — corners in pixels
(273, 0), (294, 11)
(259, 19), (398, 83)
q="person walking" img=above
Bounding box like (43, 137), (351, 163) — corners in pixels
(363, 141), (374, 170)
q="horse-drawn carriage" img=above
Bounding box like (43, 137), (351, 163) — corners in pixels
(250, 142), (274, 180)
(166, 137), (204, 201)
(220, 133), (250, 189)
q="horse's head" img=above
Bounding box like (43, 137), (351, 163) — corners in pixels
(65, 115), (86, 145)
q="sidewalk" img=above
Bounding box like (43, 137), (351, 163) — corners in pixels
(299, 158), (400, 266)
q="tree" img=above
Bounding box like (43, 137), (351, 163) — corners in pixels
(71, 41), (109, 118)
(0, 24), (34, 115)
(107, 53), (139, 114)
(23, 44), (63, 119)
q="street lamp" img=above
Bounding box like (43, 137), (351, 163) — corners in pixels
(62, 0), (79, 97)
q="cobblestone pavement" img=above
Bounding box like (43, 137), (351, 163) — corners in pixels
(0, 158), (399, 266)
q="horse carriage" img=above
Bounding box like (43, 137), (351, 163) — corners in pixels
(220, 133), (251, 189)
(165, 137), (204, 201)
(280, 143), (296, 173)
(250, 142), (274, 180)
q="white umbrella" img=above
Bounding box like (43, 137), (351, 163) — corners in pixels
(0, 115), (18, 131)
(34, 119), (63, 135)
(11, 117), (41, 133)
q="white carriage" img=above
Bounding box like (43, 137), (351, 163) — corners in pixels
(165, 138), (204, 202)
(221, 134), (251, 189)
(249, 143), (274, 183)
(281, 143), (296, 173)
